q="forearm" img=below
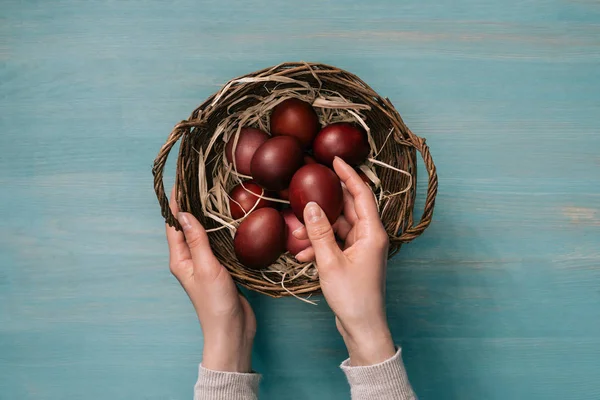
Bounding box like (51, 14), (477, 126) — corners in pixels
(194, 364), (261, 400)
(341, 347), (416, 400)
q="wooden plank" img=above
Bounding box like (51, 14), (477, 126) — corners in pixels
(1, 0), (599, 399)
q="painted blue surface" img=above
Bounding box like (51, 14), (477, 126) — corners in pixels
(1, 0), (599, 399)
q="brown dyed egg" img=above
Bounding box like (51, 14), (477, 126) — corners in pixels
(229, 181), (276, 220)
(225, 127), (269, 175)
(303, 154), (318, 164)
(313, 123), (370, 166)
(234, 207), (285, 270)
(288, 164), (344, 224)
(270, 98), (320, 148)
(250, 136), (304, 191)
(278, 188), (289, 201)
(278, 155), (319, 200)
(281, 209), (311, 256)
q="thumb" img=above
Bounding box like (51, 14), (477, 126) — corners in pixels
(303, 202), (342, 267)
(177, 212), (222, 279)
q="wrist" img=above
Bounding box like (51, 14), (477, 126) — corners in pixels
(202, 336), (253, 373)
(339, 321), (395, 366)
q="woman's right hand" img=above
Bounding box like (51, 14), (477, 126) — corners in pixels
(292, 157), (396, 366)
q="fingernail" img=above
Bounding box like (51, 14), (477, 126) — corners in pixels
(292, 227), (304, 238)
(295, 248), (309, 261)
(177, 212), (192, 231)
(305, 202), (322, 223)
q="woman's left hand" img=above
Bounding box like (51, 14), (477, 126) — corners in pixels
(166, 188), (256, 372)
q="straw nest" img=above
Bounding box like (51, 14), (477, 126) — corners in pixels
(153, 62), (438, 302)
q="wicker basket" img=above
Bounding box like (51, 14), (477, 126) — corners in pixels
(153, 62), (437, 298)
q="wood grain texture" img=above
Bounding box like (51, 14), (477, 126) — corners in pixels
(1, 0), (599, 399)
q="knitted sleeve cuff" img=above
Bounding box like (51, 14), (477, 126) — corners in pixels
(340, 347), (417, 400)
(194, 364), (261, 400)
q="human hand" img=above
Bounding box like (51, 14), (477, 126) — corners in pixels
(166, 188), (256, 372)
(292, 157), (395, 366)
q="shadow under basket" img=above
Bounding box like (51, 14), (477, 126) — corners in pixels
(153, 62), (438, 300)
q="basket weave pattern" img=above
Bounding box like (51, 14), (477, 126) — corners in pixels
(153, 63), (438, 298)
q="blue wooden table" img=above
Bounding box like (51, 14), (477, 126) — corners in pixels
(1, 1), (599, 399)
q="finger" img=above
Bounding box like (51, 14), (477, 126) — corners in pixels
(292, 225), (308, 240)
(303, 202), (343, 266)
(296, 214), (353, 241)
(295, 246), (315, 262)
(166, 187), (191, 266)
(342, 186), (359, 225)
(177, 212), (222, 278)
(295, 239), (345, 263)
(333, 215), (352, 241)
(333, 157), (379, 221)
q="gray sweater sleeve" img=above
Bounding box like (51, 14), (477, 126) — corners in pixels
(194, 365), (261, 400)
(193, 347), (415, 399)
(341, 347), (417, 399)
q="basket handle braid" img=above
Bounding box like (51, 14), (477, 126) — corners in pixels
(396, 135), (438, 243)
(152, 121), (196, 230)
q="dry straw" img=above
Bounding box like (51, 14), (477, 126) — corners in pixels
(153, 62), (438, 300)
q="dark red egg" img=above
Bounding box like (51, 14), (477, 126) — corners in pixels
(281, 209), (311, 256)
(303, 154), (318, 164)
(278, 152), (318, 201)
(278, 188), (289, 201)
(270, 98), (320, 148)
(225, 127), (269, 175)
(250, 136), (304, 191)
(288, 164), (344, 224)
(234, 207), (285, 270)
(229, 181), (276, 220)
(313, 123), (370, 166)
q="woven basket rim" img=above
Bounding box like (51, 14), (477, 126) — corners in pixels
(153, 62), (438, 299)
